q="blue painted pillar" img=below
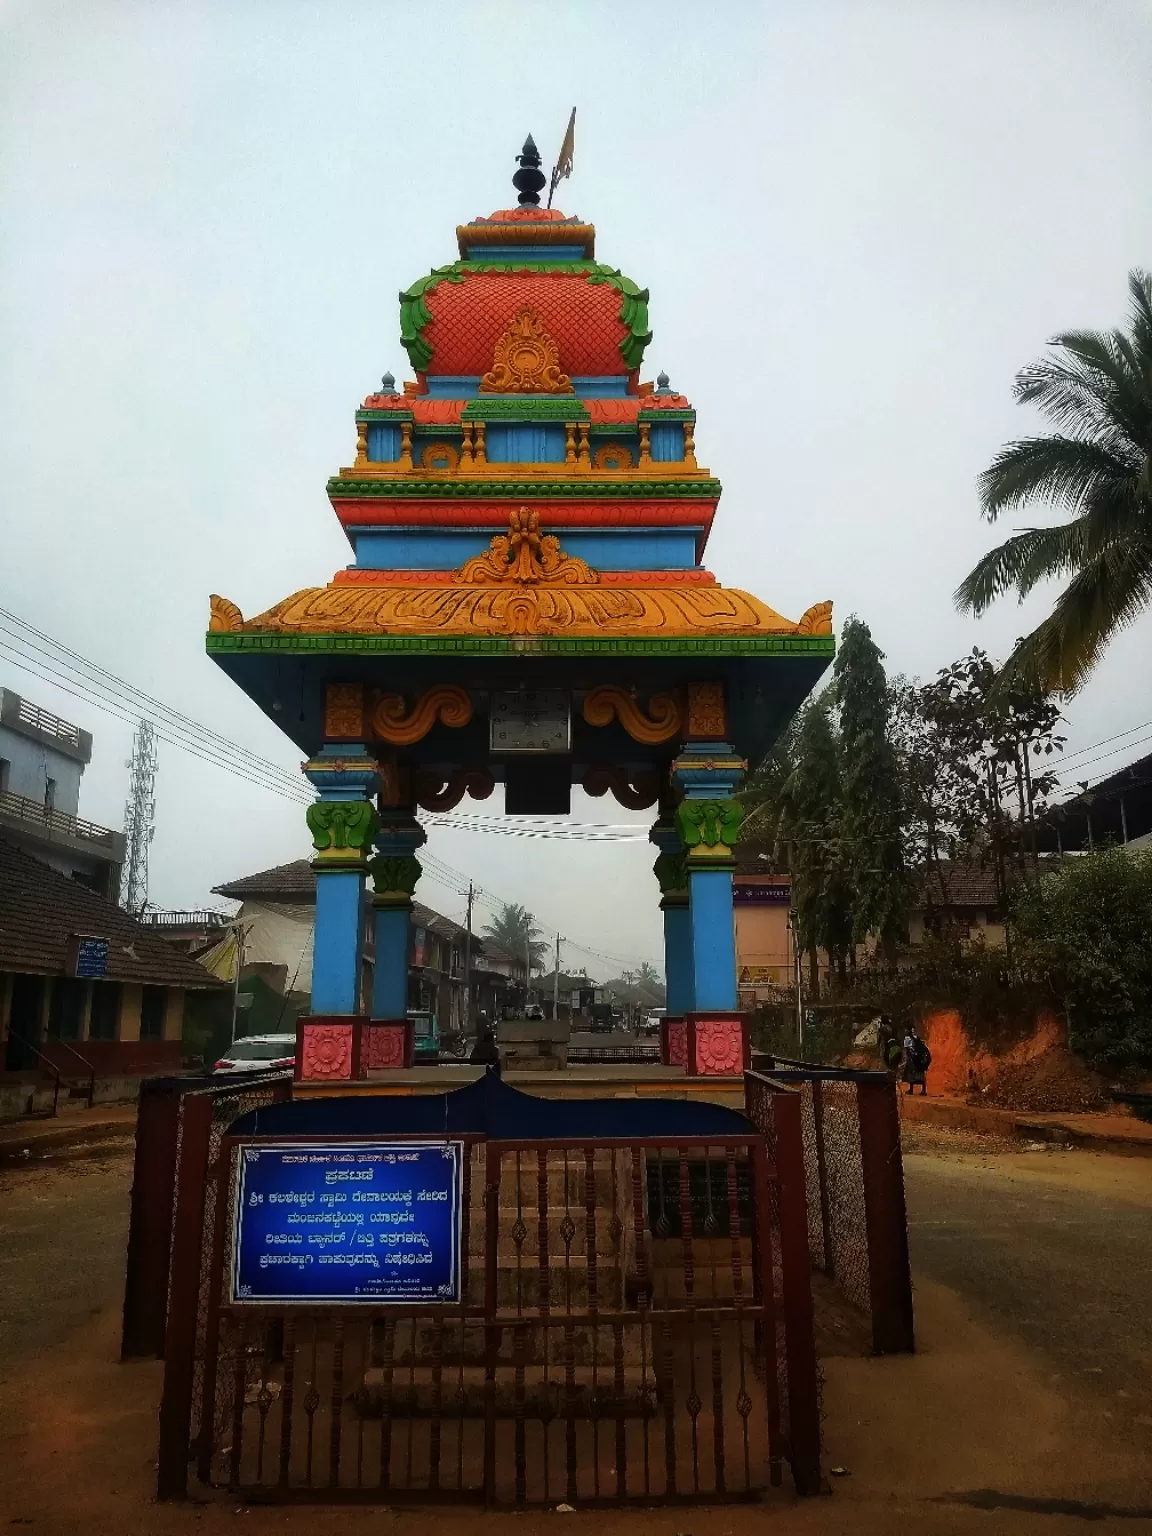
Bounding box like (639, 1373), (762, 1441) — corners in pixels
(370, 811), (427, 1020)
(686, 867), (738, 1011)
(650, 818), (693, 1015)
(663, 904), (695, 1015)
(671, 725), (746, 1015)
(303, 746), (380, 1016)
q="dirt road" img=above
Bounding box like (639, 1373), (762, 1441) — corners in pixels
(904, 1140), (1152, 1441)
(0, 1128), (1150, 1534)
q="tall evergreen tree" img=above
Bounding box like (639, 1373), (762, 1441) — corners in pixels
(833, 617), (907, 952)
(781, 700), (852, 995)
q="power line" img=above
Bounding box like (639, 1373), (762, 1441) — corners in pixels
(0, 611), (661, 969)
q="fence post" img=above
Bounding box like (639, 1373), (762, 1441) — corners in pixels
(121, 1079), (182, 1358)
(810, 1079), (834, 1277)
(482, 1140), (499, 1506)
(857, 1077), (915, 1354)
(156, 1092), (215, 1500)
(770, 1089), (823, 1495)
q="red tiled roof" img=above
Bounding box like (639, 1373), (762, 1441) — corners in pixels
(912, 861), (1001, 909)
(422, 270), (629, 377)
(213, 860), (314, 900)
(0, 836), (223, 986)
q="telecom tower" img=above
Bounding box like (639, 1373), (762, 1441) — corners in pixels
(121, 718), (158, 914)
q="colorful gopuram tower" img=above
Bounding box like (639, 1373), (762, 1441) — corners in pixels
(207, 140), (833, 1077)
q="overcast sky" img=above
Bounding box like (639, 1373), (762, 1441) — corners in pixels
(2, 0), (1150, 976)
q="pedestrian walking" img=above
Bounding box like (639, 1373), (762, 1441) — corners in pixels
(902, 1024), (931, 1095)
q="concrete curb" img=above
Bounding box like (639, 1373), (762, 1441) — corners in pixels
(0, 1106), (137, 1164)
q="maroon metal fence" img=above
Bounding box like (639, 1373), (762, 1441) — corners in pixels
(160, 1122), (823, 1504)
(122, 1074), (294, 1360)
(745, 1068), (914, 1356)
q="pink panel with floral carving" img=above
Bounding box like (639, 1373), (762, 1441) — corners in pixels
(364, 1023), (409, 1071)
(692, 1018), (747, 1076)
(666, 1019), (687, 1069)
(299, 1022), (355, 1081)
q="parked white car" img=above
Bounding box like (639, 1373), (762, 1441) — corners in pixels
(212, 1033), (297, 1075)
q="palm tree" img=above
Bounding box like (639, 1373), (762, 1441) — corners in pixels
(482, 902), (549, 974)
(956, 270), (1152, 694)
(635, 961), (661, 989)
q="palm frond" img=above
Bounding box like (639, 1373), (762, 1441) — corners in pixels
(996, 539), (1152, 696)
(977, 435), (1139, 521)
(1126, 269), (1152, 360)
(956, 520), (1093, 613)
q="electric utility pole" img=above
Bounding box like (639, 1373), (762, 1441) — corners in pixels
(553, 933), (561, 1019)
(463, 882), (473, 1035)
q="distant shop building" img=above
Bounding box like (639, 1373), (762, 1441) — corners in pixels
(0, 835), (224, 1079)
(211, 859), (512, 1027)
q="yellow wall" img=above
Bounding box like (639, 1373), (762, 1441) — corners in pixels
(119, 983), (142, 1042)
(734, 904), (793, 988)
(163, 987), (185, 1042)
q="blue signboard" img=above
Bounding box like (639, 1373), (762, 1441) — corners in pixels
(230, 1141), (463, 1305)
(74, 936), (109, 978)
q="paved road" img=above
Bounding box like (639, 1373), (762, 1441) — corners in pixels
(0, 1141), (134, 1376)
(568, 1027), (657, 1049)
(904, 1150), (1152, 1435)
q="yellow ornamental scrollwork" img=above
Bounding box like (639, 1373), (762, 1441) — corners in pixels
(454, 508), (598, 587)
(479, 308), (574, 394)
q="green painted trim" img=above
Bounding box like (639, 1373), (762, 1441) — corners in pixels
(326, 477), (722, 500)
(355, 408), (415, 422)
(638, 409), (697, 423)
(398, 260), (652, 374)
(207, 632), (835, 659)
(461, 398), (590, 422)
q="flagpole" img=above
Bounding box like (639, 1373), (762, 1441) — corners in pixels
(547, 107), (576, 209)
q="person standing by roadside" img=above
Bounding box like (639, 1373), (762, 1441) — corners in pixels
(902, 1023), (930, 1095)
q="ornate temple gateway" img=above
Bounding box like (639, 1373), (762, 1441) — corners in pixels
(207, 144), (833, 1075)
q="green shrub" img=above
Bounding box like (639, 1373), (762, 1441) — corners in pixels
(1011, 847), (1152, 1071)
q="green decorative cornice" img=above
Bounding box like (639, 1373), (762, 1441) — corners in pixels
(461, 398), (591, 422)
(398, 260), (652, 373)
(208, 632), (835, 659)
(369, 853), (423, 906)
(675, 797), (744, 860)
(355, 408), (414, 423)
(638, 409), (696, 423)
(327, 477), (721, 500)
(306, 800), (380, 866)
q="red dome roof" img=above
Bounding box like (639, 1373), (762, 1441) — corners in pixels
(422, 268), (630, 378)
(474, 206), (573, 222)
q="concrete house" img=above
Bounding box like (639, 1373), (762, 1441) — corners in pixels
(0, 688), (125, 898)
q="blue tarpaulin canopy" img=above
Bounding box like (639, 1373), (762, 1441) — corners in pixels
(229, 1070), (754, 1141)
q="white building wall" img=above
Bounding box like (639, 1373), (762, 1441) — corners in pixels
(0, 724), (84, 814)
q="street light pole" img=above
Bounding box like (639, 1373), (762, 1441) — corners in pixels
(553, 932), (561, 1019)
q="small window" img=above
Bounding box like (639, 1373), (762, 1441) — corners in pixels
(140, 985), (166, 1041)
(89, 982), (121, 1041)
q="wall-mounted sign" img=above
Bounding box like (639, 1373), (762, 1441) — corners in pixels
(733, 882), (792, 905)
(68, 934), (110, 979)
(490, 690), (570, 754)
(230, 1141), (464, 1305)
